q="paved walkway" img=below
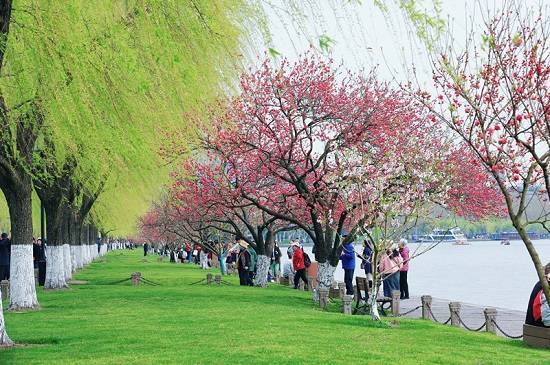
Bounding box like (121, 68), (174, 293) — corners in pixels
(399, 295), (525, 339)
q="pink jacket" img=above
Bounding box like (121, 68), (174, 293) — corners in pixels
(400, 246), (410, 272)
(379, 254), (402, 275)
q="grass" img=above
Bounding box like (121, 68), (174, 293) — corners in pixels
(1, 250), (549, 364)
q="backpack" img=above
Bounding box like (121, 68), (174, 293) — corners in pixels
(303, 252), (311, 268)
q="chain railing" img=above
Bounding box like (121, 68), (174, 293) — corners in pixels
(427, 305), (451, 325)
(491, 319), (523, 339)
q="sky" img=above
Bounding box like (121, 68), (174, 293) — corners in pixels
(258, 0), (545, 88)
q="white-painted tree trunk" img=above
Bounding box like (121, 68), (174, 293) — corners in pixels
(314, 262), (336, 302)
(370, 282), (381, 321)
(74, 245), (83, 269)
(9, 245), (39, 310)
(83, 245), (90, 265)
(63, 244), (72, 280)
(0, 288), (13, 346)
(254, 255), (270, 287)
(44, 245), (68, 290)
(101, 244), (107, 256)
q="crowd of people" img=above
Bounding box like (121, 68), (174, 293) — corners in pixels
(341, 238), (410, 300)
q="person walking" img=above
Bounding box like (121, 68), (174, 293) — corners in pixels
(399, 239), (410, 299)
(291, 242), (308, 290)
(340, 240), (356, 295)
(143, 242), (149, 257)
(269, 242), (282, 282)
(33, 237), (47, 286)
(0, 233), (10, 281)
(247, 244), (257, 286)
(237, 241), (252, 286)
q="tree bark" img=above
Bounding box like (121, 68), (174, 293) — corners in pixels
(0, 285), (13, 346)
(516, 222), (550, 304)
(2, 180), (39, 310)
(315, 261), (336, 301)
(41, 199), (68, 289)
(255, 255), (270, 287)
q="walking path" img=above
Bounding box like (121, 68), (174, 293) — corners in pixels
(399, 295), (525, 339)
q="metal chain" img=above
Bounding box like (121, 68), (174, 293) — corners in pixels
(491, 319), (523, 339)
(106, 277), (132, 285)
(427, 305), (451, 324)
(397, 305), (422, 317)
(457, 315), (486, 332)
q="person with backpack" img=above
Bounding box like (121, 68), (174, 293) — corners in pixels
(340, 239), (356, 295)
(291, 242), (309, 290)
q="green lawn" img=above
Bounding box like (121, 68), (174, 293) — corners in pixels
(1, 250), (548, 364)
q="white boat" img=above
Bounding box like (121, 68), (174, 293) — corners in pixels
(419, 228), (469, 245)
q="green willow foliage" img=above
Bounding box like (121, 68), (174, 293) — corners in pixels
(0, 0), (253, 235)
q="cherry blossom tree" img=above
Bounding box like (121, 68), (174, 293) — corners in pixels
(198, 52), (501, 302)
(418, 4), (550, 302)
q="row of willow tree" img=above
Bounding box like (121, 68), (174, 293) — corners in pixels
(0, 0), (260, 346)
(141, 2), (550, 320)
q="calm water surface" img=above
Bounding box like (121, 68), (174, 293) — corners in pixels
(281, 239), (550, 311)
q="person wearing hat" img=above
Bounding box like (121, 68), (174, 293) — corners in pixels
(237, 240), (252, 286)
(291, 242), (308, 290)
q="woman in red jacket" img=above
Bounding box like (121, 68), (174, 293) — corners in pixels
(291, 242), (308, 290)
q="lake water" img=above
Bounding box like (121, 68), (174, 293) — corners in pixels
(281, 239), (550, 311)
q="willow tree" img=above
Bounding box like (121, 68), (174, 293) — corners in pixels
(0, 0), (260, 316)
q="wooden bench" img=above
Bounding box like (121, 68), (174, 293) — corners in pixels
(523, 324), (550, 348)
(354, 276), (391, 315)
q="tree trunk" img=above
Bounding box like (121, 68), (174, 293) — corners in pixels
(255, 255), (270, 287)
(62, 244), (71, 280)
(516, 223), (550, 304)
(2, 182), (39, 310)
(314, 261), (336, 301)
(42, 200), (68, 289)
(0, 287), (13, 346)
(44, 245), (67, 289)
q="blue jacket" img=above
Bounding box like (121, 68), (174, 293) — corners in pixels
(340, 242), (355, 270)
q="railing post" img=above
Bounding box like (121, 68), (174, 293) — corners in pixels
(206, 273), (213, 285)
(319, 287), (329, 310)
(288, 272), (294, 287)
(484, 307), (497, 334)
(449, 302), (461, 327)
(343, 294), (353, 315)
(0, 280), (9, 301)
(391, 290), (401, 316)
(337, 282), (345, 299)
(421, 295), (432, 320)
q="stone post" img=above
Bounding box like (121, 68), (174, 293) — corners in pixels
(0, 280), (9, 301)
(319, 287), (329, 310)
(449, 302), (461, 327)
(337, 282), (345, 299)
(421, 295), (432, 320)
(131, 272), (141, 286)
(484, 307), (497, 334)
(215, 275), (222, 285)
(343, 294), (353, 315)
(206, 273), (213, 285)
(298, 280), (305, 291)
(391, 290), (401, 316)
(288, 272), (294, 287)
